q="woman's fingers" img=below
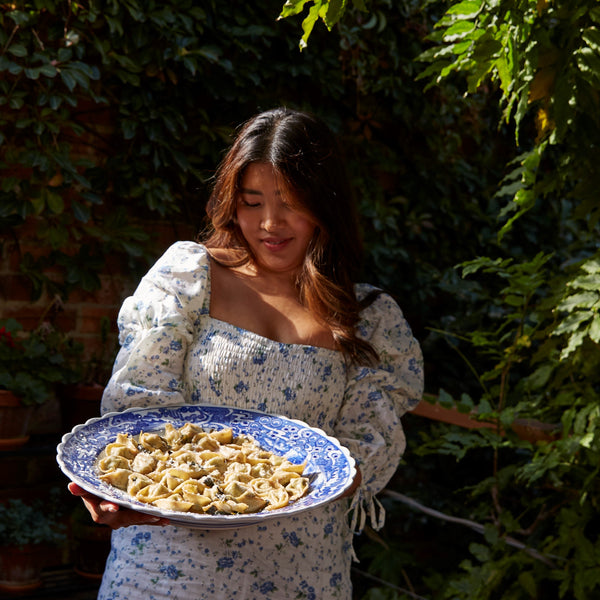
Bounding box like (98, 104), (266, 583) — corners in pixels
(67, 481), (170, 529)
(67, 482), (90, 497)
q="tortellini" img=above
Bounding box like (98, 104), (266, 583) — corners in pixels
(97, 423), (310, 515)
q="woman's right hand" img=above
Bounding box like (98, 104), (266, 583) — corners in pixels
(68, 482), (170, 529)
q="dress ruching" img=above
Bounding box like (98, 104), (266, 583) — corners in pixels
(98, 241), (423, 600)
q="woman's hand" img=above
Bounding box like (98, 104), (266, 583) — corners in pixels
(68, 482), (170, 529)
(340, 467), (362, 499)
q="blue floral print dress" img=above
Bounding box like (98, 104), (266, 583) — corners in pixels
(98, 242), (423, 600)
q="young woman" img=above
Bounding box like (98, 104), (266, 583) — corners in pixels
(69, 107), (423, 599)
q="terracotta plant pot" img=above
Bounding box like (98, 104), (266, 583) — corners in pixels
(0, 543), (49, 593)
(0, 390), (33, 451)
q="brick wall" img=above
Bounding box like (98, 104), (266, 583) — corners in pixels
(1, 217), (197, 433)
(2, 220), (131, 360)
(1, 97), (200, 366)
(2, 218), (197, 349)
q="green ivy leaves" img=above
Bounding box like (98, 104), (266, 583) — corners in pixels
(279, 0), (367, 48)
(554, 258), (600, 359)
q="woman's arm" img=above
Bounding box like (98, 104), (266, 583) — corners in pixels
(101, 242), (210, 414)
(70, 243), (210, 526)
(335, 290), (424, 529)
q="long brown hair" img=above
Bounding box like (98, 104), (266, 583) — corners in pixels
(203, 107), (378, 365)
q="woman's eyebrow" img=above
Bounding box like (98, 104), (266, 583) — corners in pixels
(240, 187), (283, 196)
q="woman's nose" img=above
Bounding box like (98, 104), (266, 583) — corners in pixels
(261, 205), (285, 230)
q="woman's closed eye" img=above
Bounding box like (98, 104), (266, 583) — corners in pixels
(239, 189), (263, 207)
(241, 198), (261, 208)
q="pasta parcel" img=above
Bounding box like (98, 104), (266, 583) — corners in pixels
(96, 422), (310, 515)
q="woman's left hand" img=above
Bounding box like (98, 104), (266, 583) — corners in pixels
(68, 482), (170, 529)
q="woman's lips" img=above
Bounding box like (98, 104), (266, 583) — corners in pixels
(262, 237), (291, 251)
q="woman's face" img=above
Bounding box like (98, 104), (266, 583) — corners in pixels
(236, 163), (316, 277)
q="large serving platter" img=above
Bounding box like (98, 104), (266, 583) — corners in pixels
(56, 404), (355, 529)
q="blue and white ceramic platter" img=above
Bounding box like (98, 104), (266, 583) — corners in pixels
(56, 404), (356, 529)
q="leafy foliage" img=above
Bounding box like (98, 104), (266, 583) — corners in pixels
(0, 0), (346, 299)
(0, 495), (66, 548)
(1, 0), (507, 330)
(554, 257), (600, 359)
(279, 0), (368, 48)
(0, 317), (79, 405)
(281, 1), (600, 598)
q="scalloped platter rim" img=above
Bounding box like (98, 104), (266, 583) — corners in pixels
(56, 404), (356, 529)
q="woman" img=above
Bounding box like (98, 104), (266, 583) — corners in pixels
(70, 107), (423, 599)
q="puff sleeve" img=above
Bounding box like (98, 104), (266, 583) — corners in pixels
(334, 285), (424, 532)
(101, 242), (211, 415)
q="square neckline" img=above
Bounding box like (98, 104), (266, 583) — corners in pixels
(204, 252), (342, 356)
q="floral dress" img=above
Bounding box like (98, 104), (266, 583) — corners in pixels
(98, 242), (423, 600)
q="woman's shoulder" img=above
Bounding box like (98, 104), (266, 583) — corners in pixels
(354, 283), (410, 339)
(138, 241), (211, 301)
(147, 241), (211, 275)
(204, 245), (247, 267)
(352, 285), (422, 384)
(354, 282), (380, 300)
(157, 240), (209, 261)
(157, 242), (242, 265)
(354, 283), (399, 314)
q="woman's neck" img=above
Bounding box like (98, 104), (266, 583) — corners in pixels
(207, 248), (335, 350)
(208, 247), (300, 298)
(237, 262), (300, 297)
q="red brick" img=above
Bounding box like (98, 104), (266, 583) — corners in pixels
(13, 216), (44, 237)
(69, 274), (133, 306)
(74, 335), (119, 363)
(78, 306), (119, 335)
(0, 274), (33, 302)
(2, 165), (32, 180)
(1, 305), (47, 329)
(53, 309), (78, 333)
(151, 221), (197, 248)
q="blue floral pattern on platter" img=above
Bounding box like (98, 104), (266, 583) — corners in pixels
(56, 404), (356, 529)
